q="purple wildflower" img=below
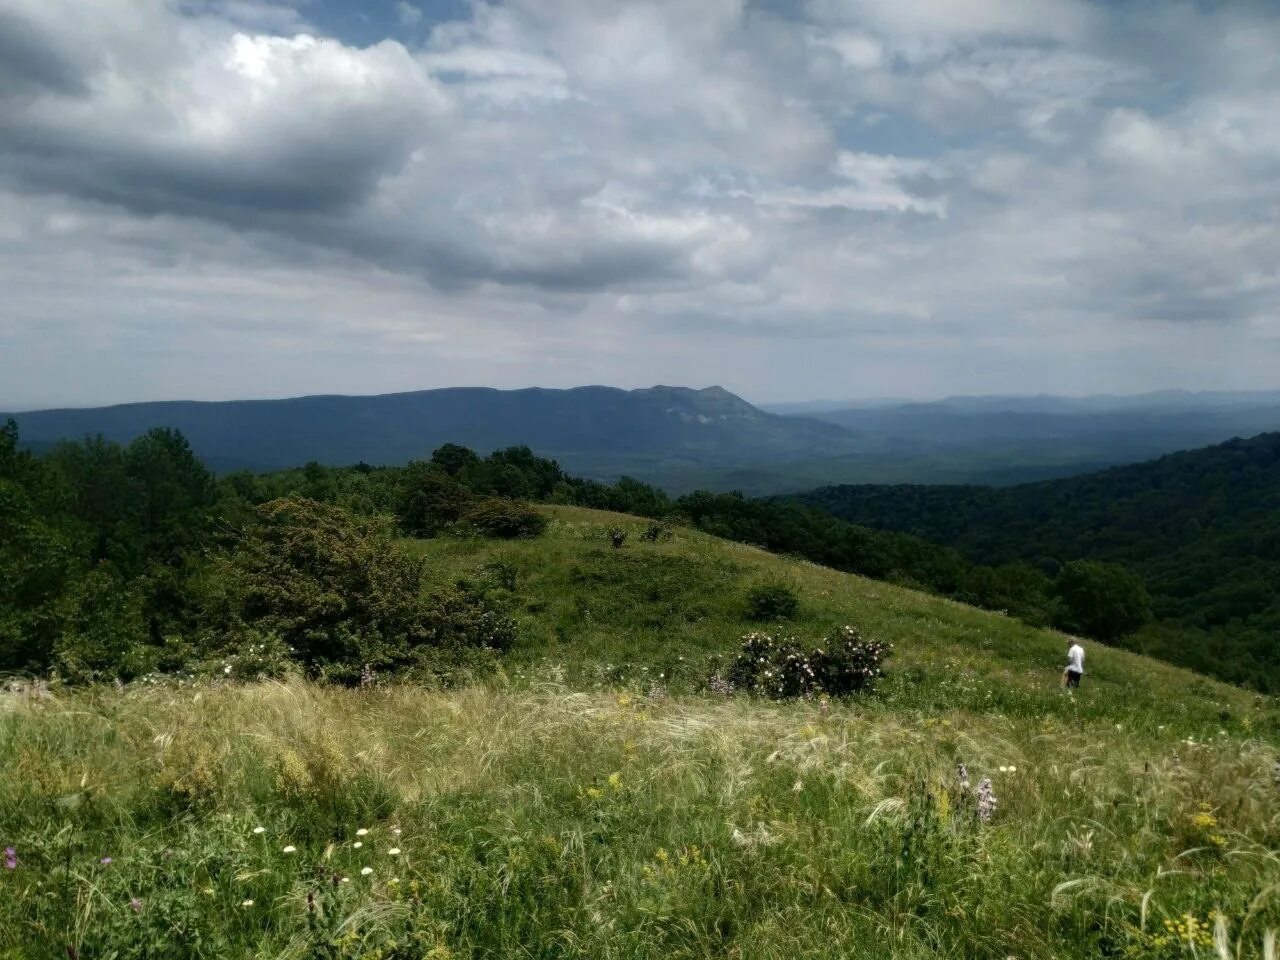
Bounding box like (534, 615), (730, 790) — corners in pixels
(129, 898), (143, 912)
(4, 847), (16, 869)
(99, 856), (113, 865)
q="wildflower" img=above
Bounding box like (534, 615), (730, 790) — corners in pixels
(387, 878), (400, 886)
(607, 772), (623, 790)
(4, 847), (16, 869)
(252, 826), (265, 835)
(223, 665), (232, 675)
(353, 841), (363, 849)
(586, 786), (603, 799)
(361, 867), (373, 876)
(356, 828), (369, 837)
(241, 899), (254, 907)
(129, 897), (143, 912)
(956, 763), (970, 792)
(282, 845), (296, 854)
(392, 827), (402, 836)
(99, 856), (113, 865)
(201, 887), (214, 895)
(976, 778), (998, 823)
(340, 877), (350, 883)
(387, 848), (401, 856)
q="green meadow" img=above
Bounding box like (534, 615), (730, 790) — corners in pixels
(3, 507), (1278, 959)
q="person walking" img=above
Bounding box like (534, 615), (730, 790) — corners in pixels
(1063, 638), (1085, 689)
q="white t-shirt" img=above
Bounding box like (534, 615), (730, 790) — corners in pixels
(1066, 643), (1085, 674)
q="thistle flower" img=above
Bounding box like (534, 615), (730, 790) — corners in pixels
(99, 856), (113, 865)
(976, 777), (998, 823)
(129, 898), (143, 912)
(4, 847), (16, 870)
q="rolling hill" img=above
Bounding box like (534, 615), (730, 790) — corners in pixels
(4, 504), (1277, 958)
(5, 385), (858, 477)
(790, 432), (1280, 688)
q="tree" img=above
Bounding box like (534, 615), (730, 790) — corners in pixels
(395, 461), (474, 536)
(1053, 560), (1152, 644)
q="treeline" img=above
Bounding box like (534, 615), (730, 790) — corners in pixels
(0, 427), (527, 683)
(791, 432), (1280, 691)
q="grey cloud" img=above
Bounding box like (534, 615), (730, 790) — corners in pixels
(0, 7), (88, 95)
(1, 0), (1280, 409)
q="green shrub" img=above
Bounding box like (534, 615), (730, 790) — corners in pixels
(744, 582), (800, 621)
(459, 498), (548, 539)
(395, 462), (475, 536)
(199, 497), (514, 683)
(52, 568), (154, 683)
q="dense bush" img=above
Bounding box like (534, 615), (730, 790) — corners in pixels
(813, 625), (892, 696)
(721, 626), (889, 699)
(459, 497), (548, 539)
(395, 462), (474, 536)
(199, 498), (514, 683)
(744, 582), (800, 621)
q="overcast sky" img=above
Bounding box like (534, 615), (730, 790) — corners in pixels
(2, 0), (1278, 409)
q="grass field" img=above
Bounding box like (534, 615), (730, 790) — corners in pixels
(3, 507), (1278, 958)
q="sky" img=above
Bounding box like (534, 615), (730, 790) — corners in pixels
(1, 0), (1278, 409)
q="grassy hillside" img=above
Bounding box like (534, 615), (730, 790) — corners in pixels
(3, 506), (1278, 959)
(790, 433), (1280, 689)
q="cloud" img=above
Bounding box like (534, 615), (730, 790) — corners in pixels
(1, 0), (1279, 408)
(396, 3), (423, 28)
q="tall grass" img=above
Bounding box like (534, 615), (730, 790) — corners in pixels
(2, 678), (1278, 958)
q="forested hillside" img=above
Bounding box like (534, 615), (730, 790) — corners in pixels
(0, 420), (1107, 684)
(792, 432), (1280, 689)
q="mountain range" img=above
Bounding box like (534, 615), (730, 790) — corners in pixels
(4, 385), (855, 478)
(8, 385), (1280, 491)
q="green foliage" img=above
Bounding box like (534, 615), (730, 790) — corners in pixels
(394, 461), (474, 536)
(51, 568), (152, 683)
(1054, 560), (1152, 643)
(199, 498), (512, 683)
(792, 433), (1280, 689)
(744, 581), (800, 621)
(458, 497), (548, 539)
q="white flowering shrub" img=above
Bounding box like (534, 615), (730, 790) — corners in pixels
(722, 626), (890, 700)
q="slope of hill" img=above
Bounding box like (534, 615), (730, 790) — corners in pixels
(791, 432), (1280, 687)
(5, 385), (858, 476)
(3, 505), (1277, 959)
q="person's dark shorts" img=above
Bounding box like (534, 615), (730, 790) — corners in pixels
(1065, 669), (1082, 688)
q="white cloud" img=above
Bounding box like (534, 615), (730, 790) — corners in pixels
(1, 0), (1279, 407)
